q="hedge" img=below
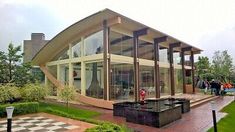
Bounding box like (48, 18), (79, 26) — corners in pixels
(0, 102), (39, 118)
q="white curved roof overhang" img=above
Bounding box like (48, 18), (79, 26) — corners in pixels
(32, 9), (202, 65)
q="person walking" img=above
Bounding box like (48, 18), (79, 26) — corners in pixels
(210, 79), (217, 95)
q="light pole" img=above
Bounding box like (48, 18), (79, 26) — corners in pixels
(210, 101), (217, 132)
(6, 106), (14, 132)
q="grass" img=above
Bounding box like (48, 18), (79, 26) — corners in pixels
(208, 101), (235, 132)
(39, 102), (101, 124)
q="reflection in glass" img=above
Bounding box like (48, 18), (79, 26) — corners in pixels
(173, 52), (181, 64)
(110, 31), (133, 57)
(52, 47), (69, 61)
(86, 62), (103, 99)
(138, 40), (154, 60)
(110, 63), (134, 101)
(48, 65), (57, 78)
(72, 40), (81, 58)
(175, 69), (183, 93)
(59, 64), (69, 85)
(159, 49), (168, 63)
(84, 31), (103, 56)
(139, 66), (155, 98)
(160, 67), (171, 96)
(73, 63), (81, 93)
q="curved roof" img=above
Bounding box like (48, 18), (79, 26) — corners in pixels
(32, 8), (202, 65)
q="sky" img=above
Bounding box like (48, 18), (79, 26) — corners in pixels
(0, 0), (235, 62)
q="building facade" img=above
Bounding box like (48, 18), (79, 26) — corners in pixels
(24, 33), (49, 63)
(32, 9), (201, 109)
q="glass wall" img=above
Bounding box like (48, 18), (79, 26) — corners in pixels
(175, 69), (183, 93)
(159, 67), (171, 96)
(72, 40), (82, 58)
(52, 47), (69, 61)
(110, 31), (133, 57)
(84, 31), (103, 56)
(48, 65), (57, 78)
(110, 63), (134, 101)
(139, 66), (155, 98)
(159, 49), (168, 63)
(85, 62), (103, 99)
(59, 64), (69, 85)
(73, 63), (81, 93)
(138, 40), (154, 60)
(173, 52), (181, 64)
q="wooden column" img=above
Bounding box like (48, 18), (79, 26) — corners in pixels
(191, 50), (195, 93)
(169, 42), (181, 96)
(103, 20), (110, 100)
(181, 51), (186, 93)
(154, 36), (167, 98)
(133, 28), (148, 102)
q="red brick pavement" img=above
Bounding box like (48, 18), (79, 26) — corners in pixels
(96, 96), (234, 132)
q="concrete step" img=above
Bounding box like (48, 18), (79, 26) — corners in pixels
(190, 96), (219, 108)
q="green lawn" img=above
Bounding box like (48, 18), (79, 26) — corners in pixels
(208, 101), (235, 132)
(39, 102), (100, 124)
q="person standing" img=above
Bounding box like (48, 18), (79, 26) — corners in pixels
(204, 80), (209, 94)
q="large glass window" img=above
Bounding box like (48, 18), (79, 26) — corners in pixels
(173, 52), (181, 64)
(138, 40), (154, 60)
(139, 66), (155, 98)
(72, 40), (82, 58)
(73, 63), (81, 93)
(59, 64), (69, 85)
(84, 31), (103, 56)
(48, 65), (57, 78)
(110, 31), (133, 57)
(52, 47), (69, 61)
(86, 62), (103, 99)
(175, 69), (183, 93)
(110, 63), (134, 101)
(159, 67), (171, 96)
(159, 49), (168, 63)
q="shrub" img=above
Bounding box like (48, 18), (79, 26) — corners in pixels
(0, 84), (21, 103)
(0, 102), (39, 117)
(21, 83), (47, 102)
(58, 85), (76, 108)
(85, 122), (133, 132)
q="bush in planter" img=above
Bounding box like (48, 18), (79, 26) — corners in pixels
(0, 102), (39, 117)
(21, 83), (47, 102)
(0, 84), (21, 103)
(85, 122), (133, 132)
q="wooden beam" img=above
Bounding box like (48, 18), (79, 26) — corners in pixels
(103, 20), (110, 100)
(133, 27), (149, 102)
(181, 51), (186, 93)
(154, 36), (168, 43)
(181, 46), (192, 52)
(154, 36), (167, 98)
(191, 51), (195, 94)
(133, 28), (148, 36)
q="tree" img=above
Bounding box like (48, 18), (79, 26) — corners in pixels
(195, 56), (211, 79)
(0, 43), (39, 86)
(58, 85), (76, 110)
(211, 50), (233, 82)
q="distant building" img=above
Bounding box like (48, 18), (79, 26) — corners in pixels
(23, 33), (49, 63)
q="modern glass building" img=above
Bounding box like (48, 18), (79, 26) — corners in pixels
(32, 9), (202, 109)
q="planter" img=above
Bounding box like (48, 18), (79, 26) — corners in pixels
(126, 104), (182, 127)
(113, 102), (137, 117)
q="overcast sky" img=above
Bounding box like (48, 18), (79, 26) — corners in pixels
(0, 0), (235, 62)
